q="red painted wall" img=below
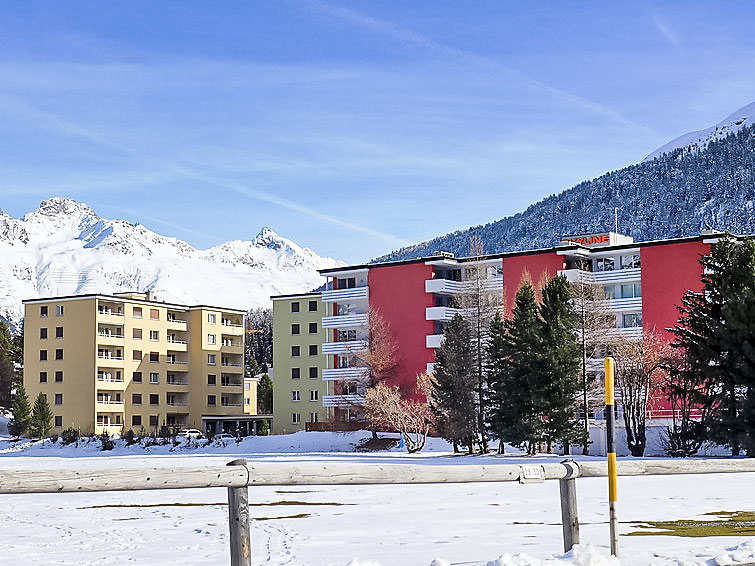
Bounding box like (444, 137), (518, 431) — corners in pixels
(503, 252), (566, 316)
(368, 262), (436, 394)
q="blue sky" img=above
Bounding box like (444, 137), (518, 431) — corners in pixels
(1, 1), (754, 262)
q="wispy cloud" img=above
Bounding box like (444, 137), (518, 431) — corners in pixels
(651, 14), (680, 46)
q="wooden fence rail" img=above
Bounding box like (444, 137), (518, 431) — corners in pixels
(2, 458), (755, 565)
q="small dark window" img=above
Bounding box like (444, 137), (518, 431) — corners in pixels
(149, 415), (158, 427)
(133, 371), (142, 383)
(40, 306), (48, 317)
(132, 393), (142, 405)
(149, 352), (159, 363)
(291, 301), (300, 313)
(208, 374), (217, 385)
(291, 323), (300, 335)
(55, 371), (63, 383)
(55, 349), (63, 360)
(133, 350), (142, 361)
(132, 415), (142, 426)
(40, 350), (48, 361)
(291, 346), (300, 357)
(309, 345), (318, 356)
(149, 394), (159, 405)
(54, 393), (62, 405)
(309, 322), (318, 334)
(309, 367), (318, 379)
(308, 300), (318, 312)
(55, 326), (63, 338)
(207, 395), (216, 406)
(40, 328), (48, 339)
(39, 371), (47, 383)
(54, 416), (62, 427)
(150, 309), (160, 320)
(133, 328), (143, 339)
(291, 367), (301, 379)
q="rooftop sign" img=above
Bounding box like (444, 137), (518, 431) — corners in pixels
(560, 232), (634, 248)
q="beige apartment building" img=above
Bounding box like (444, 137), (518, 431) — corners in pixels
(271, 293), (328, 434)
(22, 292), (266, 436)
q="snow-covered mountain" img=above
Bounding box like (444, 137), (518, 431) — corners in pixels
(0, 198), (343, 330)
(643, 101), (755, 162)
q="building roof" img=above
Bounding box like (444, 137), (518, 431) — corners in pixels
(21, 293), (247, 314)
(270, 291), (322, 300)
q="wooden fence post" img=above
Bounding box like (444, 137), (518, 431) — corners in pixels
(559, 459), (580, 552)
(227, 459), (251, 566)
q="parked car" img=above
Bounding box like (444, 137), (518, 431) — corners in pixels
(214, 433), (235, 442)
(178, 428), (204, 439)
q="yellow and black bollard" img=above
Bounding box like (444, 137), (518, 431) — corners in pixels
(605, 356), (618, 556)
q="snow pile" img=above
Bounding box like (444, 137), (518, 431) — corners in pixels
(484, 545), (619, 566)
(0, 197), (344, 329)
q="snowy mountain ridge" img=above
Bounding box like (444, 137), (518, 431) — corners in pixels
(0, 197), (344, 330)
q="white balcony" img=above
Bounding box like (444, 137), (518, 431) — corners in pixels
(322, 367), (369, 381)
(607, 297), (643, 311)
(425, 277), (503, 295)
(425, 306), (462, 321)
(559, 268), (641, 284)
(321, 286), (369, 303)
(605, 327), (643, 339)
(322, 313), (368, 328)
(425, 334), (444, 349)
(321, 340), (368, 355)
(322, 394), (365, 407)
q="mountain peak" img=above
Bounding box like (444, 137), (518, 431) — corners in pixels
(253, 227), (289, 250)
(33, 197), (98, 220)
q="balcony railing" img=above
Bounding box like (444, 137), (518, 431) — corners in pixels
(166, 360), (188, 365)
(166, 378), (189, 385)
(425, 277), (503, 295)
(166, 338), (187, 344)
(321, 340), (368, 355)
(321, 286), (369, 303)
(425, 334), (444, 349)
(558, 267), (641, 284)
(322, 367), (369, 381)
(221, 361), (242, 367)
(221, 400), (243, 407)
(97, 354), (124, 360)
(166, 401), (189, 406)
(96, 375), (124, 383)
(322, 394), (365, 407)
(96, 399), (124, 405)
(322, 314), (368, 328)
(98, 332), (124, 339)
(98, 310), (124, 317)
(425, 306), (462, 322)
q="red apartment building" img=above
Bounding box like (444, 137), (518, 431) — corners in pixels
(316, 230), (724, 421)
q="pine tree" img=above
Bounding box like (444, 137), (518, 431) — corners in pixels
(257, 373), (273, 414)
(537, 276), (584, 453)
(431, 314), (477, 453)
(30, 392), (53, 439)
(0, 321), (13, 406)
(8, 382), (32, 438)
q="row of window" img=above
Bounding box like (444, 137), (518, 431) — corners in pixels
(290, 300), (319, 313)
(39, 371), (63, 383)
(291, 367), (319, 379)
(39, 305), (64, 317)
(603, 283), (642, 299)
(291, 345), (318, 357)
(291, 390), (319, 402)
(39, 327), (64, 339)
(39, 349), (63, 361)
(291, 412), (319, 424)
(594, 253), (641, 272)
(291, 322), (318, 335)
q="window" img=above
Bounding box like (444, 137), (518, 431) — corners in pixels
(133, 328), (143, 340)
(308, 322), (318, 334)
(337, 277), (356, 289)
(55, 348), (63, 360)
(603, 285), (616, 299)
(54, 416), (63, 428)
(309, 367), (318, 379)
(54, 393), (62, 405)
(308, 300), (318, 312)
(56, 305), (64, 317)
(55, 326), (63, 338)
(620, 253), (641, 269)
(150, 372), (159, 384)
(291, 346), (300, 357)
(133, 371), (142, 383)
(39, 371), (47, 383)
(132, 393), (142, 405)
(291, 367), (301, 379)
(338, 329), (357, 341)
(309, 345), (318, 356)
(149, 394), (159, 405)
(622, 313), (643, 328)
(40, 305), (48, 317)
(208, 354), (216, 365)
(208, 313), (216, 324)
(292, 413), (301, 424)
(149, 415), (159, 427)
(595, 257), (615, 272)
(292, 390), (301, 402)
(291, 301), (300, 313)
(131, 306), (142, 319)
(150, 308), (159, 320)
(309, 412), (319, 423)
(55, 371), (63, 383)
(149, 330), (159, 341)
(245, 397), (251, 405)
(40, 350), (47, 361)
(244, 382), (251, 390)
(40, 328), (48, 339)
(291, 324), (300, 335)
(310, 390), (319, 401)
(337, 303), (356, 315)
(208, 374), (217, 385)
(208, 395), (216, 406)
(621, 283), (642, 299)
(132, 415), (142, 426)
(149, 352), (159, 363)
(207, 334), (216, 345)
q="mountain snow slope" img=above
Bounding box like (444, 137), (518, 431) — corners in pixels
(643, 101), (755, 161)
(0, 198), (343, 330)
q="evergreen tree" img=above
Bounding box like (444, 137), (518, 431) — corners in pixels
(9, 321), (24, 387)
(431, 314), (477, 453)
(30, 392), (53, 439)
(0, 321), (13, 406)
(8, 382), (32, 437)
(537, 276), (584, 453)
(257, 373), (273, 414)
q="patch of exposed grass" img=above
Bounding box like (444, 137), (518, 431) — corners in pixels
(253, 513), (310, 521)
(626, 511), (755, 537)
(79, 500), (348, 510)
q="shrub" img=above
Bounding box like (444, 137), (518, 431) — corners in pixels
(259, 421), (270, 436)
(121, 429), (137, 446)
(99, 432), (115, 451)
(60, 427), (81, 445)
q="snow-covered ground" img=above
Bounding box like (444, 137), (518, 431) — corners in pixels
(0, 431), (754, 566)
